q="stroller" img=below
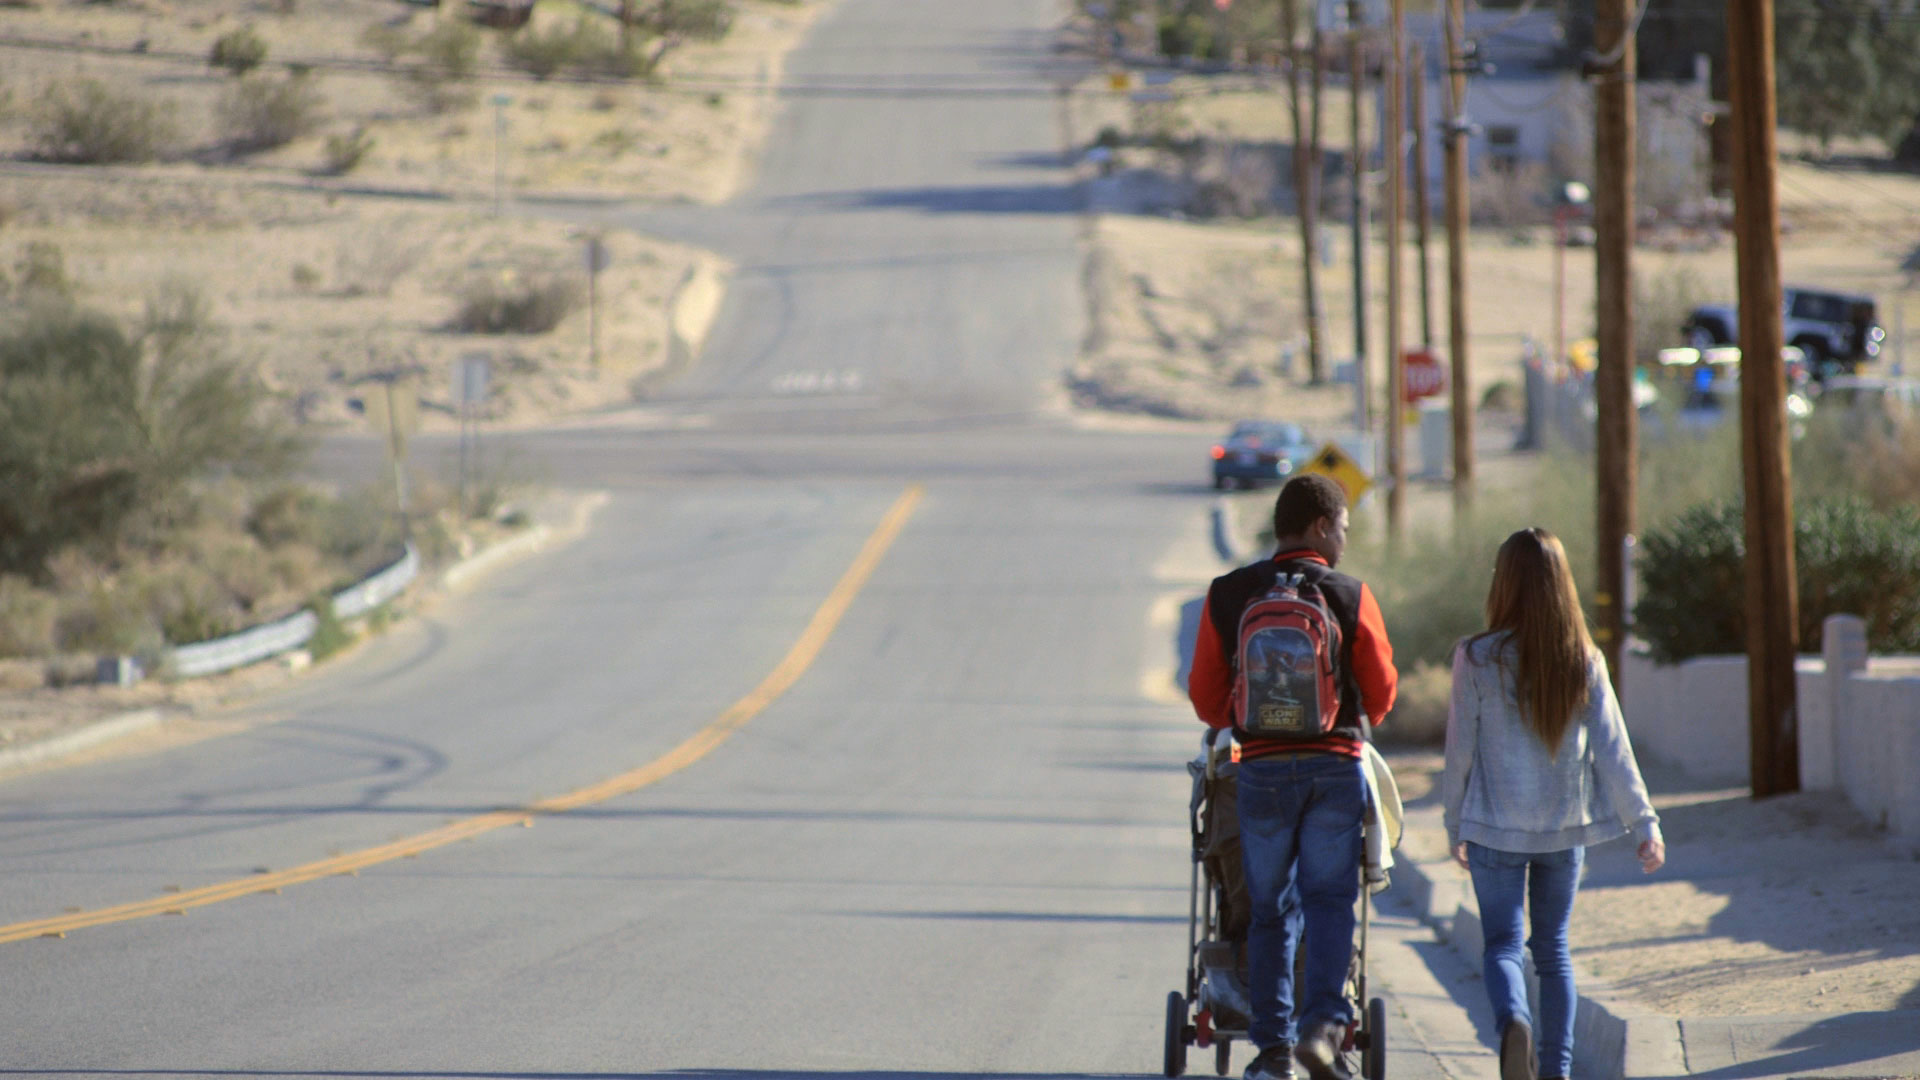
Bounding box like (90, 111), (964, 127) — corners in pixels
(1163, 727), (1404, 1079)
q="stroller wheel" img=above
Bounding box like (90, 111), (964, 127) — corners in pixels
(1164, 991), (1189, 1077)
(1215, 1037), (1232, 1076)
(1362, 997), (1387, 1080)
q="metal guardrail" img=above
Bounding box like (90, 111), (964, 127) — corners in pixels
(164, 543), (419, 680)
(332, 543), (420, 620)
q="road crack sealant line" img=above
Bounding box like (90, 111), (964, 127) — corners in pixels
(0, 484), (926, 946)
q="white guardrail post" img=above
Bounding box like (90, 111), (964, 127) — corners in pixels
(163, 543), (419, 680)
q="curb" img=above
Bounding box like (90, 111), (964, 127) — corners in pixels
(1389, 811), (1690, 1080)
(0, 708), (167, 775)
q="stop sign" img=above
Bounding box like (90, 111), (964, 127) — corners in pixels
(1403, 349), (1446, 403)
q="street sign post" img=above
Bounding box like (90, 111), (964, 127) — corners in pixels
(1296, 440), (1374, 503)
(1402, 348), (1446, 403)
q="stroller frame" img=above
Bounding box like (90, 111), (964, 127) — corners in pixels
(1163, 727), (1389, 1079)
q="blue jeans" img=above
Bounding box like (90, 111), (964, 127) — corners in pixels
(1236, 754), (1367, 1052)
(1465, 842), (1584, 1078)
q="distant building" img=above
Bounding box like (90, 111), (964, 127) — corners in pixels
(1361, 8), (1714, 211)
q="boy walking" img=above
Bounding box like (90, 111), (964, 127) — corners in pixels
(1188, 474), (1397, 1080)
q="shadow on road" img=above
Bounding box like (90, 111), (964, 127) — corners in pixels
(770, 184), (1082, 215)
(0, 1060), (1136, 1068)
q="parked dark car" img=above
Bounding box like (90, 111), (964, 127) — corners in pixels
(1210, 421), (1312, 490)
(1681, 287), (1885, 380)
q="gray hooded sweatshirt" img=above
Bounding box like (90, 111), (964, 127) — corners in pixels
(1442, 632), (1661, 853)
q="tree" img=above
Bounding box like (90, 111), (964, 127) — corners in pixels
(1564, 0), (1920, 158)
(0, 290), (301, 577)
(1774, 0), (1920, 151)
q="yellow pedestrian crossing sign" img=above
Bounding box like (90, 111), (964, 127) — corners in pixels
(1297, 441), (1373, 503)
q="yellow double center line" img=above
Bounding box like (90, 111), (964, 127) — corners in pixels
(0, 484), (925, 946)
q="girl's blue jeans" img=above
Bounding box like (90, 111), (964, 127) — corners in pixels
(1465, 841), (1584, 1078)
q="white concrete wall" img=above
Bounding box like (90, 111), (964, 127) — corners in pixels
(1621, 622), (1920, 842)
(1619, 650), (1825, 786)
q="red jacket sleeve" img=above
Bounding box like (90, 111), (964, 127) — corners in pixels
(1351, 582), (1398, 724)
(1188, 594), (1234, 729)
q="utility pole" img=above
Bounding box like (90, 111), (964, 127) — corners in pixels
(1282, 0), (1327, 385)
(1348, 17), (1371, 438)
(1728, 0), (1800, 795)
(1384, 0), (1407, 538)
(1410, 42), (1435, 348)
(1593, 0), (1637, 687)
(1442, 0), (1473, 511)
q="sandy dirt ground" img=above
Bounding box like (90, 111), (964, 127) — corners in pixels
(1393, 751), (1920, 1019)
(0, 0), (827, 431)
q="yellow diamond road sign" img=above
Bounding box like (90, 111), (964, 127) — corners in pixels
(1297, 441), (1373, 503)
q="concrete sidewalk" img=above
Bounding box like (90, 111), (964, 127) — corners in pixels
(1385, 752), (1920, 1080)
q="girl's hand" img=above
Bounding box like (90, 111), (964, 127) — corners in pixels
(1638, 838), (1666, 874)
(1452, 842), (1470, 870)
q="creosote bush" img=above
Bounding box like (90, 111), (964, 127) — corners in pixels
(453, 271), (581, 334)
(322, 127), (375, 174)
(209, 25), (269, 75)
(28, 78), (178, 164)
(220, 71), (326, 153)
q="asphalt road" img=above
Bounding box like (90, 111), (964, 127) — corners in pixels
(0, 3), (1496, 1077)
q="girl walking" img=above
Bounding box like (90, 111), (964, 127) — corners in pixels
(1442, 528), (1666, 1080)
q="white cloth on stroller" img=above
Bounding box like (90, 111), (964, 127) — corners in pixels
(1361, 742), (1404, 891)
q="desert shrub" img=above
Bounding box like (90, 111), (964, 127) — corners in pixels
(502, 21), (597, 79)
(0, 294), (301, 578)
(306, 594), (354, 660)
(361, 22), (410, 63)
(0, 575), (58, 658)
(322, 127), (375, 174)
(11, 241), (74, 301)
(1633, 496), (1920, 663)
(291, 262), (322, 291)
(220, 71), (326, 153)
(1633, 263), (1711, 365)
(1794, 400), (1920, 511)
(416, 19), (484, 80)
(209, 25), (269, 75)
(1374, 660), (1451, 746)
(28, 78), (178, 164)
(453, 272), (581, 334)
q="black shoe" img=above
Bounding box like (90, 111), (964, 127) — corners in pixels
(1244, 1044), (1295, 1080)
(1499, 1018), (1536, 1080)
(1293, 1020), (1352, 1080)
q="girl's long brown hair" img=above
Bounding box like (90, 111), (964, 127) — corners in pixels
(1471, 528), (1595, 756)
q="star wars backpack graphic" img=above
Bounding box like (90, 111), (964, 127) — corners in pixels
(1232, 570), (1343, 740)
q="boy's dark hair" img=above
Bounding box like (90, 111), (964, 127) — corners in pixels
(1272, 473), (1348, 538)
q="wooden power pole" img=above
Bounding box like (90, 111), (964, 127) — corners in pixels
(1282, 0), (1328, 385)
(1349, 21), (1372, 437)
(1410, 42), (1435, 349)
(1728, 0), (1800, 795)
(1442, 0), (1472, 510)
(1384, 0), (1407, 537)
(1593, 0), (1637, 687)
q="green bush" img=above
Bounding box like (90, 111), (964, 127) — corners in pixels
(416, 19), (484, 80)
(502, 21), (596, 79)
(219, 71), (326, 153)
(452, 272), (581, 334)
(0, 293), (301, 578)
(28, 78), (178, 164)
(321, 127), (375, 174)
(209, 25), (269, 75)
(1632, 496), (1920, 663)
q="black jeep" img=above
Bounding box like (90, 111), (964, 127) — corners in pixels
(1681, 287), (1885, 380)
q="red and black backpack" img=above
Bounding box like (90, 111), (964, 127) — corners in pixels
(1231, 567), (1344, 740)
